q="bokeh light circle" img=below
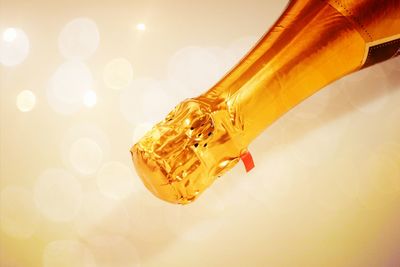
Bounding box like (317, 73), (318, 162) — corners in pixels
(43, 240), (96, 267)
(58, 17), (100, 60)
(34, 168), (82, 222)
(140, 80), (176, 123)
(87, 235), (140, 267)
(103, 57), (133, 90)
(124, 191), (180, 244)
(119, 79), (152, 124)
(136, 23), (146, 31)
(2, 28), (17, 42)
(120, 79), (182, 124)
(47, 60), (93, 114)
(168, 46), (224, 96)
(0, 186), (40, 239)
(74, 192), (131, 238)
(97, 161), (136, 199)
(16, 90), (36, 112)
(83, 90), (97, 107)
(0, 27), (30, 66)
(61, 124), (110, 173)
(69, 138), (103, 175)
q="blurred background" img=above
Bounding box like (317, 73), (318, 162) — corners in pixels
(1, 0), (400, 266)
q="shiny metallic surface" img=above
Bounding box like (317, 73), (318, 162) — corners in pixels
(131, 0), (400, 204)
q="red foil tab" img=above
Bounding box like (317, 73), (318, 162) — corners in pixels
(240, 150), (255, 172)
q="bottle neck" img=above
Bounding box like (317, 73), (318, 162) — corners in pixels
(202, 0), (366, 145)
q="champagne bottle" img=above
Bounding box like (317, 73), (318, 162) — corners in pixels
(131, 0), (400, 204)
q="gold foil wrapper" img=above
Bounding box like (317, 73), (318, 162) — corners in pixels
(131, 0), (400, 204)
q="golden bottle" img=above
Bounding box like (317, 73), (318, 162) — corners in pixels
(131, 0), (400, 204)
